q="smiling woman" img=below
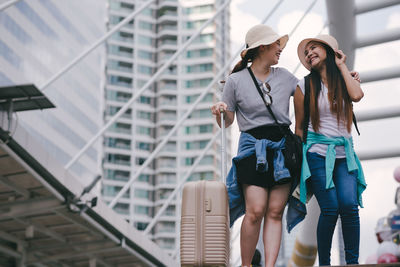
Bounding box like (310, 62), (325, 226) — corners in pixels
(211, 24), (300, 267)
(294, 34), (365, 266)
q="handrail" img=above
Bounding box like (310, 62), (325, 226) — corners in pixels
(0, 0), (21, 11)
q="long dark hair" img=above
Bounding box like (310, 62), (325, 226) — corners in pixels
(309, 43), (353, 132)
(231, 47), (260, 74)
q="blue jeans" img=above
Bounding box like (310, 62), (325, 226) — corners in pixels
(307, 152), (360, 266)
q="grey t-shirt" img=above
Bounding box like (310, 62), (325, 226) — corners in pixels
(222, 67), (298, 132)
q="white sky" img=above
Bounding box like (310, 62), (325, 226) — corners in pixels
(229, 0), (400, 264)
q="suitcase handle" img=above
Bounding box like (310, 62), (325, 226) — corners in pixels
(220, 108), (227, 184)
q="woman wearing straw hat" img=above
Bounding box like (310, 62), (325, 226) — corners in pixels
(294, 34), (366, 265)
(211, 24), (298, 267)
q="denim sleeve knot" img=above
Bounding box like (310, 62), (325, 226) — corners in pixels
(299, 131), (367, 207)
(226, 132), (291, 227)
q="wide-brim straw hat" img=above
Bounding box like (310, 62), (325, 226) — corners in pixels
(297, 34), (339, 70)
(240, 24), (289, 59)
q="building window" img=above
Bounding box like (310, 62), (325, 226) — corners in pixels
(138, 174), (150, 182)
(185, 157), (195, 166)
(135, 189), (149, 199)
(106, 153), (131, 166)
(135, 222), (149, 230)
(135, 205), (150, 215)
(138, 50), (153, 60)
(107, 75), (132, 88)
(139, 21), (153, 31)
(137, 142), (151, 151)
(108, 45), (133, 57)
(114, 203), (129, 214)
(184, 4), (213, 15)
(138, 96), (151, 104)
(102, 185), (129, 198)
(186, 48), (213, 58)
(138, 35), (153, 45)
(186, 63), (213, 73)
(136, 126), (151, 135)
(185, 78), (212, 89)
(105, 170), (130, 181)
(136, 157), (146, 165)
(105, 137), (131, 150)
(185, 19), (207, 29)
(137, 111), (152, 120)
(110, 122), (131, 134)
(185, 140), (208, 150)
(138, 65), (153, 75)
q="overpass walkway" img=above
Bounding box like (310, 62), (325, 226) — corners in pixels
(0, 118), (177, 266)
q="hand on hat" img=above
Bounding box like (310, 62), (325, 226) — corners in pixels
(335, 49), (346, 67)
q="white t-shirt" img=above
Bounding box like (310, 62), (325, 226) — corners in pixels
(298, 78), (351, 158)
(222, 67), (298, 132)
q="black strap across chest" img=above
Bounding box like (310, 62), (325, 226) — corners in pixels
(247, 67), (288, 136)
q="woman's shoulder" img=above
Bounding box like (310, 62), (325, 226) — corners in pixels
(226, 68), (248, 87)
(297, 77), (306, 93)
(229, 68), (248, 80)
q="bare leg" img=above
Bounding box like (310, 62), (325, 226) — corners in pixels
(240, 184), (269, 267)
(263, 183), (291, 267)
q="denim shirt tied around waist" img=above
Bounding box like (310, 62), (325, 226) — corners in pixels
(299, 131), (367, 207)
(227, 132), (290, 227)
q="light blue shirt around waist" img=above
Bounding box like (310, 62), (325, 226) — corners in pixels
(299, 131), (367, 207)
(227, 132), (290, 227)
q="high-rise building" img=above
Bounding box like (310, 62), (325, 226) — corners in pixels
(0, 1), (105, 183)
(102, 0), (231, 253)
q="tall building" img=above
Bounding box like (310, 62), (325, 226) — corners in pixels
(0, 1), (105, 183)
(102, 0), (231, 253)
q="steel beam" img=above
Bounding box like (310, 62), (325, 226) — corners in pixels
(0, 0), (21, 11)
(0, 197), (63, 220)
(355, 0), (400, 15)
(13, 217), (66, 243)
(356, 106), (400, 122)
(325, 0), (356, 69)
(0, 230), (27, 247)
(0, 174), (30, 198)
(360, 66), (400, 83)
(358, 148), (400, 161)
(0, 243), (22, 259)
(28, 239), (110, 253)
(356, 28), (400, 48)
(27, 246), (120, 264)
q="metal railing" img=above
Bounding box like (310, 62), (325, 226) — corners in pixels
(0, 0), (21, 11)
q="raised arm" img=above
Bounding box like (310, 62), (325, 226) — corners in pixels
(335, 50), (364, 102)
(211, 102), (235, 128)
(294, 86), (305, 139)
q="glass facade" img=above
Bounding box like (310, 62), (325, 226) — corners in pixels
(0, 1), (105, 183)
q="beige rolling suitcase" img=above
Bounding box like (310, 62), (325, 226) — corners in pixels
(180, 111), (230, 267)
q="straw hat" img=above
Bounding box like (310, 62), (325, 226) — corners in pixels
(240, 24), (288, 59)
(297, 34), (339, 70)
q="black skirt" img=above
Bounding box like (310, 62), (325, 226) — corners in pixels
(236, 125), (292, 188)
